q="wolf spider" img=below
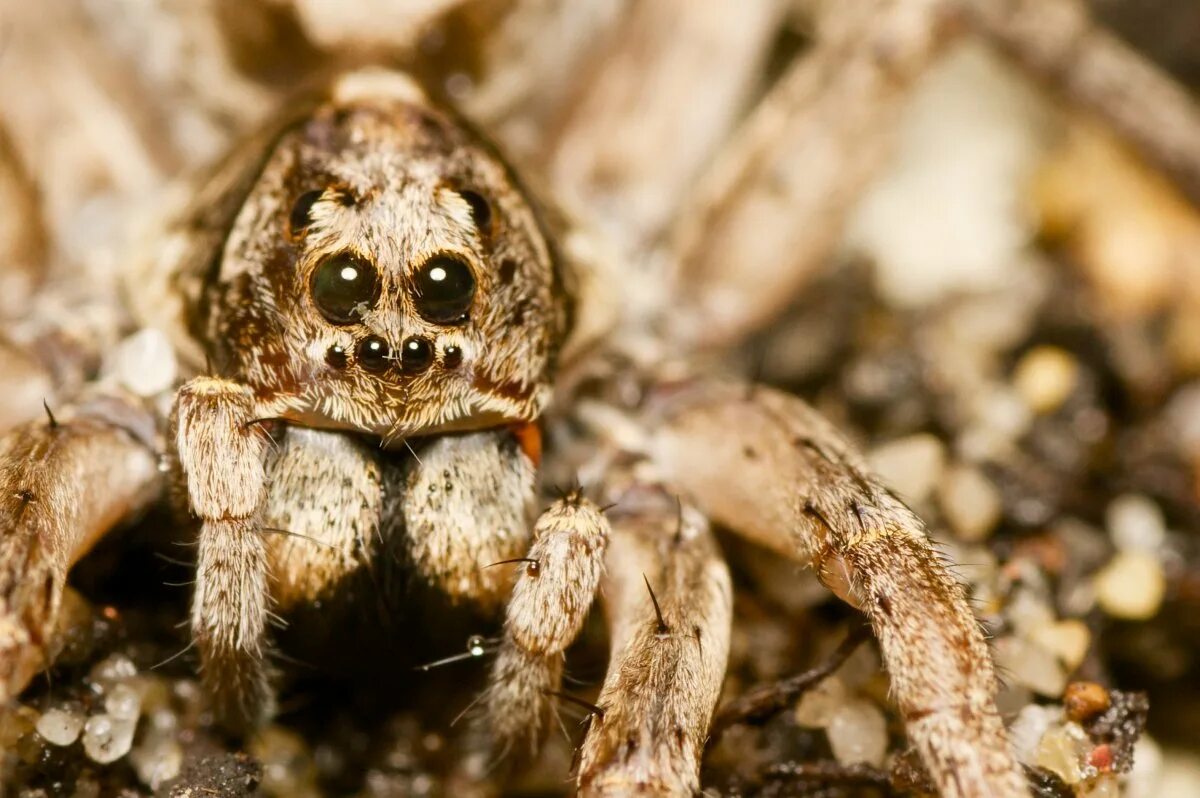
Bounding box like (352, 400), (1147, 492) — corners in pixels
(0, 65), (1034, 796)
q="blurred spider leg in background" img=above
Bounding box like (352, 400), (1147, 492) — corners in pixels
(667, 0), (954, 347)
(576, 479), (732, 798)
(968, 0), (1200, 206)
(650, 381), (1030, 798)
(0, 121), (55, 432)
(0, 391), (161, 701)
(540, 0), (786, 258)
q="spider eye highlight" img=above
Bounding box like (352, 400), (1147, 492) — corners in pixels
(413, 255), (476, 325)
(357, 336), (391, 372)
(310, 253), (380, 324)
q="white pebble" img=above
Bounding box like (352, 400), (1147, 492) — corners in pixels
(1106, 494), (1166, 553)
(105, 683), (142, 721)
(88, 654), (137, 690)
(979, 388), (1034, 442)
(83, 714), (136, 764)
(1005, 589), (1057, 637)
(867, 434), (946, 503)
(793, 676), (847, 729)
(36, 707), (85, 746)
(1125, 736), (1164, 798)
(995, 636), (1067, 697)
(131, 736), (183, 789)
(844, 44), (1049, 308)
(108, 328), (178, 397)
(825, 698), (888, 767)
(1158, 748), (1200, 798)
(1095, 551), (1166, 620)
(1086, 775), (1121, 797)
(1166, 383), (1200, 452)
(1009, 704), (1063, 765)
(938, 464), (1003, 541)
(1028, 619), (1091, 671)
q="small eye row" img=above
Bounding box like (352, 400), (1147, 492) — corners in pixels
(325, 335), (463, 376)
(310, 252), (477, 327)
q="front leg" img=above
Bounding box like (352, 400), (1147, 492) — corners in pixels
(482, 491), (611, 758)
(171, 377), (273, 729)
(576, 480), (732, 797)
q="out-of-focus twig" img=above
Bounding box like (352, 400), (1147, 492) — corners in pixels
(763, 760), (895, 790)
(707, 623), (870, 745)
(969, 0), (1200, 208)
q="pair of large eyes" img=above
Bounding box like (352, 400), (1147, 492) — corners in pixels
(310, 253), (476, 325)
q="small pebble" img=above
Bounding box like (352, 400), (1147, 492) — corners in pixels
(87, 654), (137, 690)
(1036, 722), (1091, 784)
(1029, 619), (1091, 671)
(867, 433), (946, 503)
(980, 387), (1035, 440)
(1006, 589), (1057, 637)
(1013, 345), (1080, 414)
(105, 683), (142, 721)
(995, 683), (1034, 719)
(794, 676), (848, 729)
(1064, 681), (1111, 723)
(938, 464), (1002, 541)
(1009, 704), (1062, 764)
(1094, 551), (1166, 620)
(1086, 774), (1121, 797)
(36, 707), (85, 746)
(130, 736), (183, 789)
(1157, 748), (1200, 798)
(82, 713), (136, 763)
(1125, 737), (1164, 798)
(825, 698), (888, 767)
(1106, 494), (1166, 553)
(995, 635), (1067, 697)
(108, 328), (178, 397)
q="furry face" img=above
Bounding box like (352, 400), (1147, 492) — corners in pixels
(169, 72), (571, 442)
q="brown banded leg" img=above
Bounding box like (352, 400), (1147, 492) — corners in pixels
(650, 380), (1029, 798)
(399, 428), (538, 612)
(171, 377), (273, 729)
(0, 391), (161, 700)
(480, 491), (611, 759)
(577, 480), (732, 798)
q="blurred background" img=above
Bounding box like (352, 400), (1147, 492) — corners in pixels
(0, 1), (1199, 796)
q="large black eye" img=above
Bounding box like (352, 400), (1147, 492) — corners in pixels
(310, 253), (380, 324)
(413, 255), (476, 325)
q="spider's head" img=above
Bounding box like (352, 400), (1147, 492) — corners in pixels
(201, 71), (570, 441)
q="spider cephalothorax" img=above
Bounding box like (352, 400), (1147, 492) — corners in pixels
(148, 71), (570, 442)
